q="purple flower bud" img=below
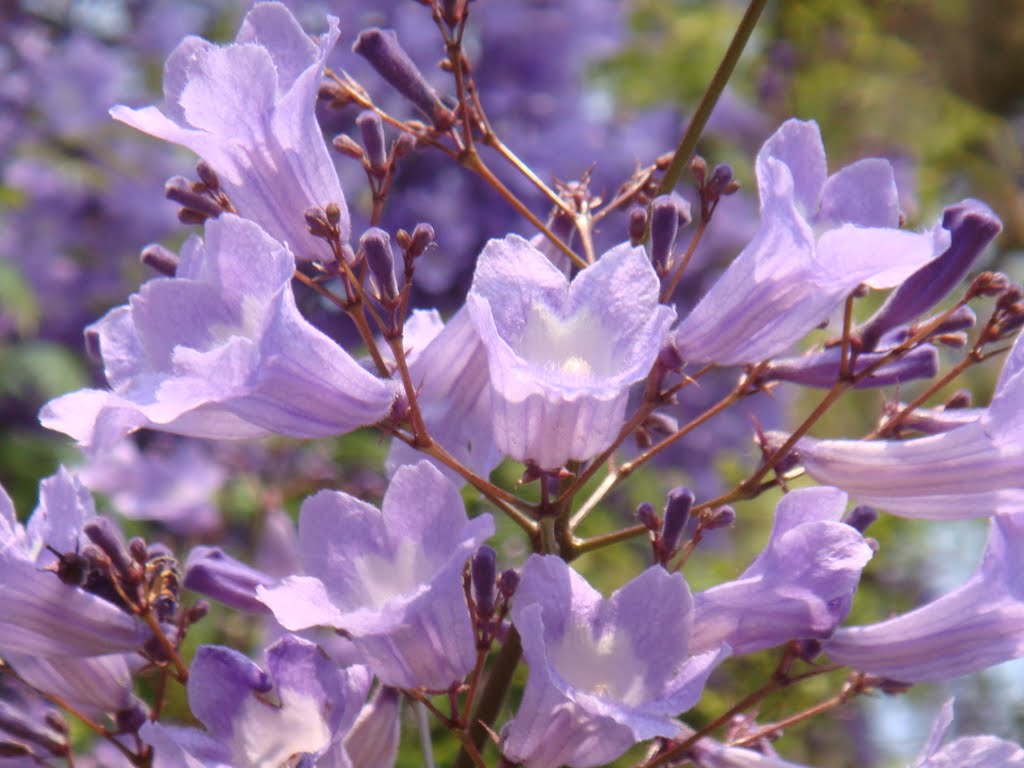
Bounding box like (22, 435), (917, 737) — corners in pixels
(661, 487), (694, 556)
(128, 537), (147, 564)
(115, 701), (147, 733)
(164, 176), (224, 219)
(83, 327), (102, 362)
(498, 568), (520, 599)
(628, 207), (647, 246)
(409, 222), (435, 259)
(706, 164), (738, 201)
(392, 131), (417, 158)
(844, 505), (877, 533)
(919, 305), (977, 336)
(705, 505), (736, 530)
(139, 243), (179, 277)
(635, 501), (660, 532)
(83, 518), (135, 582)
(361, 228), (399, 300)
(441, 0), (468, 25)
(946, 389), (972, 409)
(650, 195), (679, 272)
(353, 29), (447, 125)
(471, 545), (497, 618)
(332, 133), (364, 159)
(356, 111), (387, 172)
(764, 343), (939, 390)
(195, 161), (219, 191)
(858, 199), (1002, 351)
(184, 546), (273, 615)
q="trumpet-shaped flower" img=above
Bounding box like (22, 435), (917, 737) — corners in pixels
(825, 513), (1024, 681)
(674, 119), (948, 365)
(501, 556), (725, 768)
(258, 461), (494, 690)
(40, 215), (396, 449)
(467, 235), (676, 469)
(690, 487), (873, 656)
(141, 635), (370, 768)
(914, 699), (1024, 767)
(111, 2), (348, 260)
(785, 330), (1024, 518)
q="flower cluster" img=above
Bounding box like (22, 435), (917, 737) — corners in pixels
(2, 2), (1023, 767)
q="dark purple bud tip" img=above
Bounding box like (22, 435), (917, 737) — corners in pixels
(195, 161), (219, 191)
(704, 505), (736, 530)
(441, 0), (468, 25)
(661, 487), (694, 555)
(877, 678), (914, 695)
(409, 222), (435, 259)
(353, 28), (445, 124)
(643, 411), (679, 437)
(650, 195), (680, 272)
(305, 207), (334, 240)
(164, 176), (224, 219)
(128, 537), (148, 564)
(187, 600), (210, 624)
(84, 327), (102, 361)
(628, 207), (648, 247)
(140, 243), (179, 277)
(0, 744), (31, 758)
(392, 131), (417, 159)
(361, 228), (399, 300)
(471, 546), (497, 617)
(796, 639), (823, 662)
(707, 164), (736, 200)
(325, 202), (342, 227)
(844, 505), (877, 533)
(498, 569), (520, 599)
(923, 305), (977, 336)
(83, 518), (135, 581)
(115, 701), (147, 733)
(656, 341), (684, 373)
(332, 133), (365, 160)
(635, 501), (660, 532)
(945, 389), (972, 409)
(356, 110), (387, 171)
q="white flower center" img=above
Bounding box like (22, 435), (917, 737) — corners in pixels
(548, 620), (648, 705)
(516, 302), (614, 382)
(353, 537), (436, 608)
(233, 689), (330, 767)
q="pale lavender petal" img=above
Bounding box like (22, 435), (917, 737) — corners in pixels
(826, 514), (1024, 681)
(343, 687), (401, 768)
(468, 236), (674, 468)
(755, 119), (826, 219)
(914, 699), (1024, 767)
(816, 158), (899, 228)
(7, 654), (136, 720)
(692, 487), (872, 656)
(111, 3), (346, 260)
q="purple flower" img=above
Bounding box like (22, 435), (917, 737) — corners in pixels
(258, 461), (494, 690)
(825, 513), (1024, 682)
(466, 235), (676, 469)
(386, 307), (501, 483)
(914, 699), (1024, 767)
(674, 119), (948, 365)
(141, 635), (370, 767)
(784, 330), (1024, 518)
(77, 439), (225, 534)
(40, 215), (397, 449)
(0, 469), (150, 658)
(690, 487), (873, 656)
(342, 686), (401, 768)
(111, 2), (348, 260)
(501, 556), (725, 768)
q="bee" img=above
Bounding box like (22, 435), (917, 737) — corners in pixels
(144, 553), (181, 622)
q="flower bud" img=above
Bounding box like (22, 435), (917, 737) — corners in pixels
(392, 131), (417, 158)
(498, 568), (520, 600)
(628, 206), (647, 246)
(139, 243), (179, 277)
(353, 29), (449, 127)
(332, 133), (365, 159)
(704, 505), (736, 530)
(164, 175), (224, 219)
(195, 160), (219, 191)
(83, 518), (136, 583)
(661, 487), (694, 556)
(650, 195), (679, 272)
(361, 228), (399, 300)
(471, 545), (497, 618)
(409, 222), (435, 259)
(356, 110), (387, 172)
(635, 501), (660, 532)
(844, 505), (877, 533)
